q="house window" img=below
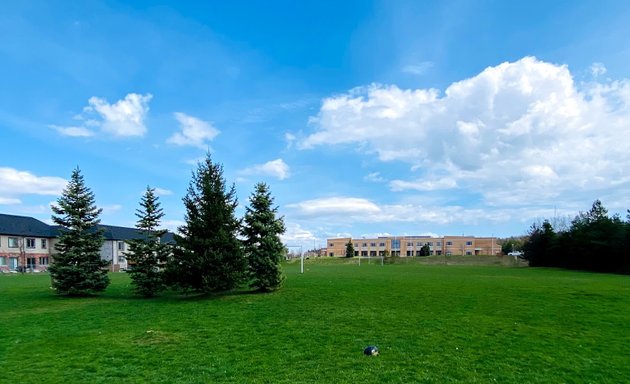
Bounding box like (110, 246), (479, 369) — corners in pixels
(447, 241), (453, 246)
(26, 238), (36, 248)
(118, 241), (125, 251)
(39, 257), (49, 266)
(27, 257), (36, 268)
(466, 251), (472, 255)
(0, 257), (5, 266)
(466, 241), (473, 246)
(8, 237), (19, 248)
(41, 239), (47, 249)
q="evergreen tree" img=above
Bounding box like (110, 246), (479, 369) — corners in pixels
(126, 187), (170, 297)
(419, 243), (431, 256)
(242, 182), (286, 291)
(49, 168), (108, 295)
(165, 154), (246, 293)
(345, 240), (354, 258)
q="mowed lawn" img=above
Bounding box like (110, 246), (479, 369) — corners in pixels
(1, 261), (629, 383)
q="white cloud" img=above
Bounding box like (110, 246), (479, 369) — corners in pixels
(300, 57), (630, 210)
(286, 196), (512, 226)
(153, 187), (173, 196)
(167, 112), (220, 149)
(281, 222), (318, 245)
(0, 197), (21, 205)
(390, 177), (457, 191)
(0, 168), (67, 201)
(54, 93), (152, 138)
(590, 62), (607, 77)
(239, 159), (290, 180)
(85, 93), (152, 137)
(364, 172), (386, 183)
(50, 125), (94, 137)
(402, 61), (433, 75)
(287, 197), (381, 217)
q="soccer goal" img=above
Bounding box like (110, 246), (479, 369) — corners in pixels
(357, 256), (384, 266)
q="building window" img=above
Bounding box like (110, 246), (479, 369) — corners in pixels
(329, 252), (334, 257)
(354, 251), (359, 256)
(39, 257), (49, 266)
(379, 242), (385, 247)
(0, 257), (5, 266)
(362, 243), (367, 247)
(361, 251), (368, 256)
(118, 241), (125, 251)
(436, 242), (442, 246)
(427, 242), (433, 246)
(417, 242), (423, 246)
(329, 243), (334, 247)
(369, 251), (377, 256)
(466, 251), (472, 255)
(407, 242), (413, 247)
(354, 243), (358, 248)
(447, 241), (453, 246)
(26, 257), (36, 268)
(406, 251), (413, 256)
(41, 239), (47, 249)
(446, 251), (452, 256)
(370, 242), (376, 247)
(466, 241), (473, 246)
(26, 238), (36, 248)
(8, 237), (19, 248)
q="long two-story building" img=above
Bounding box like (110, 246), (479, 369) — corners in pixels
(0, 214), (174, 272)
(326, 235), (500, 257)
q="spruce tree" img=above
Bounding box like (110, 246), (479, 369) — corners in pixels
(242, 182), (286, 291)
(126, 187), (169, 297)
(165, 154), (246, 293)
(49, 168), (108, 295)
(345, 240), (354, 258)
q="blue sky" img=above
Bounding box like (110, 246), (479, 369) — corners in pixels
(2, 0), (630, 249)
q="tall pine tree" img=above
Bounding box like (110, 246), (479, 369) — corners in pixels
(242, 182), (286, 291)
(126, 187), (170, 297)
(165, 154), (246, 293)
(49, 168), (109, 296)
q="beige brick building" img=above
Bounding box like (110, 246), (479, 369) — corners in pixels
(326, 235), (500, 257)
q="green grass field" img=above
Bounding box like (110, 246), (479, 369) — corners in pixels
(1, 260), (628, 383)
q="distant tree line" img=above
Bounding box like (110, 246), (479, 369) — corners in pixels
(522, 200), (630, 274)
(49, 153), (286, 297)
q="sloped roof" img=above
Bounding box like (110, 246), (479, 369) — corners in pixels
(0, 214), (175, 243)
(0, 214), (56, 237)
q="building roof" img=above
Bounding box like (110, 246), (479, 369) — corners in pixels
(0, 214), (175, 243)
(0, 214), (56, 237)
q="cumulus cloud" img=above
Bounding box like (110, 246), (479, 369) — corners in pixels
(153, 187), (173, 196)
(285, 196), (512, 226)
(50, 125), (94, 137)
(364, 172), (386, 183)
(402, 61), (433, 75)
(54, 93), (152, 138)
(299, 57), (630, 210)
(0, 168), (67, 199)
(167, 112), (220, 148)
(590, 62), (607, 77)
(239, 159), (290, 180)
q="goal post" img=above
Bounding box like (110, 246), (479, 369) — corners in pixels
(357, 256), (384, 266)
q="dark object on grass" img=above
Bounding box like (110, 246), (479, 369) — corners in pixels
(364, 346), (379, 356)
